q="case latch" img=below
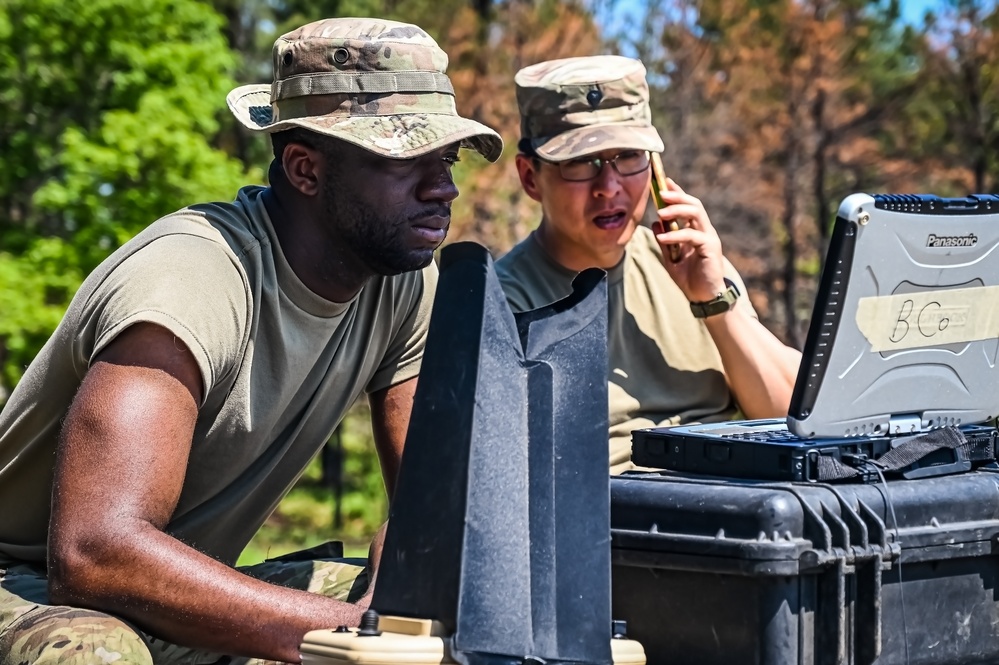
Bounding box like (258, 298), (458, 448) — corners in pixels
(888, 413), (922, 435)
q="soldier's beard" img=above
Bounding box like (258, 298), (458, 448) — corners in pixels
(322, 171), (443, 276)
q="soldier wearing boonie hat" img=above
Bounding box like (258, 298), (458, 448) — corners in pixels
(496, 55), (801, 474)
(0, 17), (503, 665)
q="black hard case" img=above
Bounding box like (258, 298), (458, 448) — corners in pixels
(610, 470), (999, 665)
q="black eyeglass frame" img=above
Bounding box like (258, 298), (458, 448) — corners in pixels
(535, 150), (653, 182)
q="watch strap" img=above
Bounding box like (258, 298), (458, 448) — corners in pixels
(689, 278), (741, 318)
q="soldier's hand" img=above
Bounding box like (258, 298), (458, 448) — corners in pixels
(652, 178), (728, 304)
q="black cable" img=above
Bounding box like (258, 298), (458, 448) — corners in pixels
(866, 461), (910, 665)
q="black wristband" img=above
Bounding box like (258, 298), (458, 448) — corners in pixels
(689, 278), (740, 318)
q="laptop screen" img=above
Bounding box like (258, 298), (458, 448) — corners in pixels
(788, 194), (999, 438)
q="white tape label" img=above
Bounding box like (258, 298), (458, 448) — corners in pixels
(855, 286), (999, 352)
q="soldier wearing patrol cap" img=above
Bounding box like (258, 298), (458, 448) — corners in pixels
(0, 17), (501, 665)
(495, 55), (800, 474)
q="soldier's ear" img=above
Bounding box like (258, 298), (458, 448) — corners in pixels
(281, 142), (323, 197)
(516, 154), (544, 203)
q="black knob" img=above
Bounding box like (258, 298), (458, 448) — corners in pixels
(357, 609), (382, 637)
(612, 619), (628, 639)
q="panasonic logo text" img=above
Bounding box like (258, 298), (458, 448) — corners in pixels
(926, 233), (978, 248)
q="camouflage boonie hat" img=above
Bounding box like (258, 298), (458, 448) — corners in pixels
(515, 55), (664, 162)
(227, 18), (503, 161)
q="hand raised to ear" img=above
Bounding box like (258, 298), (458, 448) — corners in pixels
(650, 178), (729, 304)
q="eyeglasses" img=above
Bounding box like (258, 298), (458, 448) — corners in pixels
(543, 150), (651, 182)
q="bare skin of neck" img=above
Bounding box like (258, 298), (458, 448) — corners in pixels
(534, 219), (627, 272)
(262, 171), (373, 304)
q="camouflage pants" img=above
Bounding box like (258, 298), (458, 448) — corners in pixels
(0, 542), (368, 665)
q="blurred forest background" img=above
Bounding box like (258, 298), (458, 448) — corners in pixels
(1, 0), (997, 561)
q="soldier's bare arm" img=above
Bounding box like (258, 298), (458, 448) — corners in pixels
(357, 376), (418, 603)
(369, 376), (417, 502)
(48, 322), (366, 663)
(653, 180), (801, 417)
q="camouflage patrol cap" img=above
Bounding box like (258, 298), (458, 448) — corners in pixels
(227, 18), (503, 161)
(515, 55), (664, 162)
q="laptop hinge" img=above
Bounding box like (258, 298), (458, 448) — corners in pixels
(888, 413), (923, 435)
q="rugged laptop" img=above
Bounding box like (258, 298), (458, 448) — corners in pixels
(633, 193), (999, 482)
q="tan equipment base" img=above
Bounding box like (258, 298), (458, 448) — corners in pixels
(301, 616), (646, 665)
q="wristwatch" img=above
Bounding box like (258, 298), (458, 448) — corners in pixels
(689, 278), (740, 318)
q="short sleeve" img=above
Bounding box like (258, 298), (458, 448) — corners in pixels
(495, 272), (536, 313)
(365, 262), (438, 394)
(81, 234), (249, 402)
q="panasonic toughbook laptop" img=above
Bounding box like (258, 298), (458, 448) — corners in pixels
(633, 193), (999, 482)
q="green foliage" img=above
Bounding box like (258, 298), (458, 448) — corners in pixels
(0, 0), (259, 394)
(901, 1), (999, 192)
(0, 239), (83, 390)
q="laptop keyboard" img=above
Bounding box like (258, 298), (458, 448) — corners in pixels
(722, 429), (805, 442)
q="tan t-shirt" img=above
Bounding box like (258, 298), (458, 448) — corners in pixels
(0, 186), (436, 564)
(495, 225), (755, 474)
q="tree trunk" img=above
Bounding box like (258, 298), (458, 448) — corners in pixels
(782, 105), (801, 348)
(811, 90), (830, 234)
(321, 425), (345, 530)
